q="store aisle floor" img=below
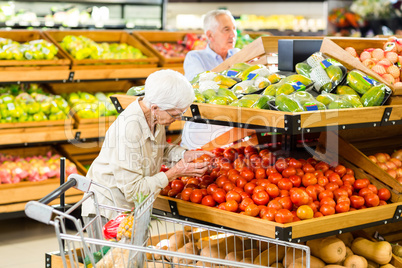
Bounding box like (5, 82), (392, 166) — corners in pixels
(0, 217), (61, 268)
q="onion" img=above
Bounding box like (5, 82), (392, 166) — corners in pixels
(391, 149), (402, 160)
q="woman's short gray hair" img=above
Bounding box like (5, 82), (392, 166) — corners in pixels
(203, 9), (235, 34)
(143, 69), (194, 110)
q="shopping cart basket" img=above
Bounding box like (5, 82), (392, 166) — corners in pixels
(25, 174), (311, 268)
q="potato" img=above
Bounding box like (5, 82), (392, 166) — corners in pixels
(172, 242), (200, 264)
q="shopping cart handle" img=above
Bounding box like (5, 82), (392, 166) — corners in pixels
(39, 177), (77, 204)
(25, 201), (55, 225)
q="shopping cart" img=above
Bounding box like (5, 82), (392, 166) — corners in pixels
(25, 174), (311, 268)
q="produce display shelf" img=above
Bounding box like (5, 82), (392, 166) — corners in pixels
(111, 95), (402, 135)
(133, 30), (203, 67)
(153, 195), (402, 243)
(0, 30), (71, 70)
(43, 30), (159, 69)
(0, 146), (83, 214)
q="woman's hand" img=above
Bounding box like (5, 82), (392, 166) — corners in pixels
(165, 159), (209, 181)
(182, 150), (214, 163)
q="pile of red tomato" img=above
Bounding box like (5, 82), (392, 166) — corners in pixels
(160, 146), (391, 224)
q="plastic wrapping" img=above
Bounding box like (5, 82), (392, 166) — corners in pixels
(345, 69), (392, 106)
(271, 91), (326, 112)
(263, 74), (312, 97)
(316, 92), (363, 109)
(295, 52), (347, 93)
(229, 94), (273, 109)
(126, 85), (145, 96)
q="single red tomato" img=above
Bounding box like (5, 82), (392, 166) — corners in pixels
(275, 158), (288, 173)
(207, 184), (218, 195)
(225, 200), (239, 212)
(334, 165), (347, 177)
(308, 201), (318, 213)
(325, 182), (340, 192)
(201, 195), (216, 207)
(234, 157), (246, 171)
(324, 169), (335, 177)
(160, 185), (171, 196)
(244, 182), (256, 195)
(259, 206), (269, 218)
(358, 187), (373, 197)
(314, 170), (324, 178)
(290, 187), (311, 206)
(378, 188), (391, 201)
(244, 203), (260, 217)
(244, 145), (258, 157)
(252, 185), (266, 194)
(350, 195), (365, 209)
(275, 209), (293, 223)
(364, 193), (380, 207)
(339, 186), (353, 197)
(187, 177), (200, 186)
(314, 184), (325, 195)
(342, 174), (355, 185)
(333, 188), (349, 200)
(302, 163), (315, 173)
(223, 148), (237, 162)
(345, 168), (354, 176)
(237, 146), (245, 155)
(315, 161), (330, 172)
(379, 200), (387, 206)
(277, 178), (293, 191)
(252, 190), (270, 205)
(190, 189), (203, 203)
(279, 190), (290, 197)
(257, 179), (270, 188)
(199, 175), (214, 185)
(212, 189), (226, 204)
(295, 168), (305, 177)
(267, 199), (283, 210)
(221, 162), (234, 171)
(226, 190), (242, 203)
(320, 204), (335, 216)
(320, 197), (336, 207)
(289, 158), (303, 169)
(240, 168), (255, 182)
(354, 179), (370, 190)
(216, 176), (230, 188)
(265, 183), (280, 198)
(262, 208), (277, 221)
(328, 172), (343, 187)
(302, 173), (317, 187)
(227, 169), (240, 183)
(314, 211), (324, 218)
(171, 179), (185, 192)
(335, 201), (350, 213)
(240, 191), (250, 201)
(255, 168), (267, 180)
(259, 149), (271, 158)
(222, 181), (235, 192)
(305, 185), (318, 201)
(236, 176), (247, 188)
(306, 158), (318, 166)
(367, 184), (378, 194)
(239, 197), (254, 211)
(212, 147), (224, 157)
(168, 189), (181, 197)
(268, 173), (283, 185)
(181, 188), (193, 201)
(289, 175), (302, 187)
(282, 167), (297, 178)
(278, 196), (293, 210)
(217, 203), (226, 210)
(266, 166), (279, 176)
(336, 195), (351, 205)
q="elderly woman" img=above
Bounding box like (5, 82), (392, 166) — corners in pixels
(82, 69), (211, 221)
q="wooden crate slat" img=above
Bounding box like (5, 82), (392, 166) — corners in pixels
(43, 30), (159, 68)
(0, 69), (71, 82)
(201, 127), (255, 151)
(72, 67), (167, 80)
(154, 195), (401, 241)
(0, 30), (70, 68)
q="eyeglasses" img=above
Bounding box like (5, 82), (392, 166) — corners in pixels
(165, 109), (186, 120)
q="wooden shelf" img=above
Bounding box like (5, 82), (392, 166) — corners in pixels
(111, 94), (402, 135)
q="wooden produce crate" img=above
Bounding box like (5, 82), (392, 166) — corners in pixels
(133, 30), (204, 68)
(0, 117), (74, 146)
(43, 30), (159, 70)
(212, 35), (324, 72)
(111, 94), (402, 135)
(317, 130), (402, 201)
(57, 142), (103, 175)
(0, 146), (82, 214)
(0, 30), (70, 70)
(320, 37), (402, 96)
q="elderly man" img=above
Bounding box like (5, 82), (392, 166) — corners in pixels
(181, 9), (239, 149)
(82, 69), (212, 221)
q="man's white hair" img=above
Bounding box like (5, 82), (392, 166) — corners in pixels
(203, 9), (236, 35)
(143, 69), (194, 110)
